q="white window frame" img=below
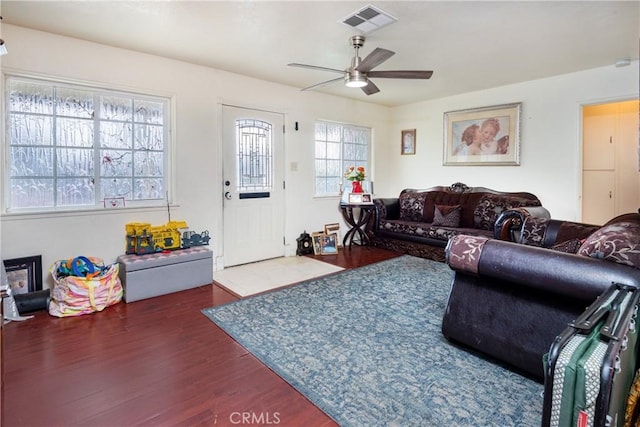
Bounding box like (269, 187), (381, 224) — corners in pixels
(3, 74), (173, 214)
(314, 120), (371, 197)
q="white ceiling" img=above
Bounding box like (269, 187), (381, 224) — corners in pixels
(1, 1), (639, 107)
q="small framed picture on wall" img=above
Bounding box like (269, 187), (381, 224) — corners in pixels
(401, 129), (416, 155)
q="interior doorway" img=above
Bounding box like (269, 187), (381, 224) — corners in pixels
(581, 99), (639, 224)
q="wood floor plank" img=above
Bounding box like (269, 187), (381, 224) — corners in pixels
(2, 247), (400, 426)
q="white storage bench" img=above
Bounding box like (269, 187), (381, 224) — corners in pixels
(117, 247), (213, 302)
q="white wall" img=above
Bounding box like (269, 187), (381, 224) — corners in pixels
(381, 62), (639, 222)
(2, 25), (638, 289)
(0, 25), (391, 287)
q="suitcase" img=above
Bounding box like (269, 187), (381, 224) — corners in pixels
(542, 282), (640, 427)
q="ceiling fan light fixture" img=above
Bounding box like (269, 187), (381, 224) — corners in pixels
(289, 33), (432, 96)
(345, 75), (368, 88)
(0, 39), (7, 56)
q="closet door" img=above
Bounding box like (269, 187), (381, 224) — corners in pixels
(582, 171), (615, 224)
(583, 103), (615, 170)
(582, 100), (639, 224)
(582, 103), (616, 224)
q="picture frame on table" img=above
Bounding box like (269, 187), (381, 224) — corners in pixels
(348, 193), (373, 205)
(320, 233), (339, 255)
(3, 255), (43, 295)
(311, 232), (324, 255)
(443, 102), (521, 166)
(401, 129), (416, 155)
(348, 193), (364, 204)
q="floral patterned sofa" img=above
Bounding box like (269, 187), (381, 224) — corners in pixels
(370, 182), (550, 260)
(442, 212), (640, 380)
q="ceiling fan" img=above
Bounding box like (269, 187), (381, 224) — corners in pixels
(288, 35), (433, 96)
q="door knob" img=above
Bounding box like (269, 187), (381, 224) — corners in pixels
(225, 192), (232, 200)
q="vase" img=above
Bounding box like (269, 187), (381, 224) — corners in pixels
(351, 181), (364, 193)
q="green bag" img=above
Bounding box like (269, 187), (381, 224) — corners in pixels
(543, 283), (640, 427)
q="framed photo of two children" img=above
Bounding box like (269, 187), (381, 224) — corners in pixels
(443, 102), (521, 166)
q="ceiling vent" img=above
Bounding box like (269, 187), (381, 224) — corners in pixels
(340, 4), (397, 34)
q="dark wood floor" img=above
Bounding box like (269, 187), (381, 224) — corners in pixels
(2, 246), (401, 427)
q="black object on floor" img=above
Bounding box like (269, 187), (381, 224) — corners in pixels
(13, 289), (51, 314)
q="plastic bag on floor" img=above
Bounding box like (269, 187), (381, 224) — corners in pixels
(49, 257), (123, 317)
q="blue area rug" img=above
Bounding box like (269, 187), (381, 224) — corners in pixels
(202, 255), (543, 426)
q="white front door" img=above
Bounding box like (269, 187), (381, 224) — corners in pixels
(222, 105), (285, 267)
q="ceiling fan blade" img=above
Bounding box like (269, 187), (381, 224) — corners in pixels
(355, 48), (395, 72)
(301, 77), (343, 91)
(361, 80), (380, 96)
(367, 70), (434, 79)
(288, 63), (345, 74)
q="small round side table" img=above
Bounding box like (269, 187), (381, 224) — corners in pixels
(339, 202), (375, 247)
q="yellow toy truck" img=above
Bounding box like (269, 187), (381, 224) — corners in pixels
(125, 221), (188, 254)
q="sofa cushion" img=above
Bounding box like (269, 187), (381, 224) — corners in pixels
(577, 222), (640, 269)
(380, 219), (430, 237)
(432, 204), (462, 227)
(399, 192), (428, 222)
(429, 226), (492, 242)
(473, 194), (539, 231)
(379, 219), (492, 242)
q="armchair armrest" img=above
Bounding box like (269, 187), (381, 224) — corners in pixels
(372, 198), (400, 231)
(480, 239), (638, 297)
(533, 219), (599, 247)
(447, 235), (640, 299)
(532, 213), (640, 248)
(494, 206), (551, 241)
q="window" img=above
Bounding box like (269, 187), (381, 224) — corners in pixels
(314, 121), (370, 196)
(5, 76), (170, 212)
(236, 119), (273, 192)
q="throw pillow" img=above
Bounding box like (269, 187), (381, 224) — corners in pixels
(576, 222), (640, 269)
(432, 204), (461, 227)
(472, 194), (537, 231)
(399, 192), (428, 222)
(550, 238), (583, 254)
